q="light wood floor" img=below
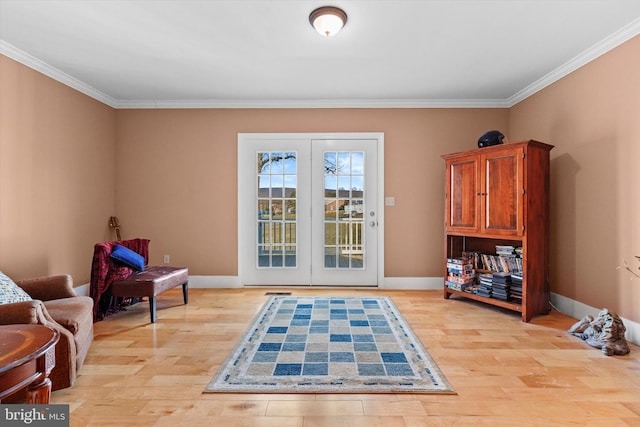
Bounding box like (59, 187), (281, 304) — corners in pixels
(51, 288), (640, 426)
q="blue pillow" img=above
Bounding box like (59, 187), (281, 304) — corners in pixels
(109, 244), (145, 271)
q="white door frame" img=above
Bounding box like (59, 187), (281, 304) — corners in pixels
(238, 132), (384, 287)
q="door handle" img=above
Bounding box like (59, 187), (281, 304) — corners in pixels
(369, 221), (377, 227)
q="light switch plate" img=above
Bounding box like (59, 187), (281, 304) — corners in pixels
(385, 197), (395, 206)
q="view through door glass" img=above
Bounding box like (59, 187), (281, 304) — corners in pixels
(323, 150), (365, 269)
(257, 151), (298, 268)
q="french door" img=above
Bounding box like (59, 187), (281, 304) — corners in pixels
(238, 133), (383, 287)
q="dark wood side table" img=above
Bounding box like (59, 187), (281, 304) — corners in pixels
(0, 324), (59, 404)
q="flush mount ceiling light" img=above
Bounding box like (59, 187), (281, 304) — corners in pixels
(309, 6), (347, 37)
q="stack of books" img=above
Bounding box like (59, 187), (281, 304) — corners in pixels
(477, 273), (493, 298)
(496, 245), (515, 256)
(446, 257), (476, 292)
(491, 272), (511, 301)
(510, 271), (523, 304)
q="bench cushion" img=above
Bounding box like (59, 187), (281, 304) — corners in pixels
(110, 266), (188, 298)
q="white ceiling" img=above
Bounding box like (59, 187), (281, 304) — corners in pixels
(1, 0), (640, 109)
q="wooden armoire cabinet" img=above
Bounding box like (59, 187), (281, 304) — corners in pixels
(442, 140), (554, 322)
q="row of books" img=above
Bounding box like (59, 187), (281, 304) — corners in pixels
(481, 254), (522, 273)
(462, 250), (523, 273)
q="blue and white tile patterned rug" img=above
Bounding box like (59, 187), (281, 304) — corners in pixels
(204, 296), (455, 394)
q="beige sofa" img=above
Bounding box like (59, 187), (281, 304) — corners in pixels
(0, 274), (94, 391)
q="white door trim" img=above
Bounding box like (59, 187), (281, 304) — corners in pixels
(238, 132), (384, 287)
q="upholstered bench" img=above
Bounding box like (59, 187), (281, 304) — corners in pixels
(110, 266), (188, 323)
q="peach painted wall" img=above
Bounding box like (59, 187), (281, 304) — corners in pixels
(0, 55), (116, 284)
(115, 108), (509, 277)
(510, 35), (640, 322)
(5, 29), (638, 325)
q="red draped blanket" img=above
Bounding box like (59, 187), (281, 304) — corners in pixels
(90, 238), (150, 321)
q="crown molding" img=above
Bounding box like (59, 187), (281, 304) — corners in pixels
(0, 40), (118, 108)
(3, 15), (640, 111)
(114, 98), (510, 109)
(507, 16), (640, 107)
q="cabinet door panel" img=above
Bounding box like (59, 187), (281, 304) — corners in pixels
(482, 149), (523, 235)
(447, 157), (479, 232)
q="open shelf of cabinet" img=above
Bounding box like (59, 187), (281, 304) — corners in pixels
(444, 235), (526, 315)
(442, 140), (554, 322)
(445, 288), (523, 312)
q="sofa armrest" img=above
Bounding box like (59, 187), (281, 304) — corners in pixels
(16, 274), (77, 301)
(0, 299), (80, 391)
(0, 299), (49, 325)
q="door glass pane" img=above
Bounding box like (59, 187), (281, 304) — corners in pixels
(257, 151), (297, 268)
(323, 151), (365, 269)
(324, 176), (337, 197)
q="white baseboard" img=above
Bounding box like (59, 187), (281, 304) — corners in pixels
(381, 277), (444, 290)
(186, 275), (242, 288)
(551, 292), (639, 346)
(75, 275), (638, 345)
(185, 276), (443, 290)
(74, 283), (89, 297)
